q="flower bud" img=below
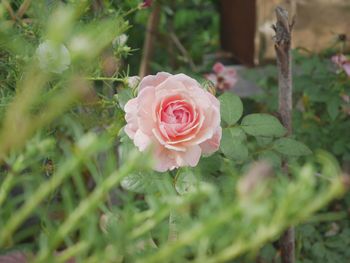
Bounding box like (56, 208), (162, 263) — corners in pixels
(36, 40), (71, 74)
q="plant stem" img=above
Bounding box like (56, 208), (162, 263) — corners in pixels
(0, 172), (15, 208)
(168, 210), (179, 242)
(86, 77), (124, 81)
(33, 151), (142, 263)
(139, 2), (161, 78)
(0, 135), (103, 247)
(306, 211), (348, 223)
(273, 6), (295, 263)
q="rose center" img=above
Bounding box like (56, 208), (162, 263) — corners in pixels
(161, 102), (191, 125)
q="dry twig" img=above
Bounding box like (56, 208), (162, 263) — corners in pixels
(2, 0), (17, 21)
(273, 6), (295, 263)
(139, 3), (161, 78)
(17, 0), (32, 19)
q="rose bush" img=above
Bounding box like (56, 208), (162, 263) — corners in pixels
(124, 72), (221, 172)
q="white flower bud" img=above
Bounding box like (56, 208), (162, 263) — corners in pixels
(127, 76), (140, 89)
(112, 34), (128, 48)
(36, 40), (71, 74)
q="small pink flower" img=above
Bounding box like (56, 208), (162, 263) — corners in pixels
(205, 62), (238, 91)
(342, 63), (350, 77)
(140, 0), (152, 8)
(331, 54), (350, 77)
(124, 72), (222, 172)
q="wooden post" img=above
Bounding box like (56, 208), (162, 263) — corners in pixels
(273, 6), (295, 263)
(219, 0), (256, 66)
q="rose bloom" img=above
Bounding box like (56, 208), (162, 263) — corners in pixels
(205, 62), (238, 91)
(124, 72), (222, 172)
(331, 54), (350, 77)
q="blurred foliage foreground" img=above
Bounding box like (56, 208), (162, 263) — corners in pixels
(0, 1), (348, 263)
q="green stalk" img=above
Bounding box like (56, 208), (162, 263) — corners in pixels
(0, 172), (15, 208)
(56, 241), (90, 263)
(34, 151), (142, 263)
(0, 136), (103, 247)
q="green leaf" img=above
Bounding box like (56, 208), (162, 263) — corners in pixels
(121, 171), (170, 194)
(197, 153), (222, 175)
(241, 113), (286, 137)
(260, 244), (277, 262)
(117, 88), (133, 109)
(273, 138), (312, 156)
(175, 170), (199, 195)
(118, 134), (168, 194)
(220, 127), (248, 161)
(327, 96), (340, 120)
(256, 136), (273, 147)
(119, 132), (135, 164)
(311, 242), (326, 259)
(219, 92), (243, 125)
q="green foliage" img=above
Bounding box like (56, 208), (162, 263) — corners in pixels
(273, 138), (312, 157)
(220, 127), (248, 161)
(244, 48), (350, 262)
(244, 49), (350, 163)
(218, 93), (312, 173)
(241, 113), (287, 137)
(219, 92), (243, 125)
(121, 171), (170, 194)
(174, 169), (200, 195)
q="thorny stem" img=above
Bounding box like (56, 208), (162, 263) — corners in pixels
(86, 77), (124, 82)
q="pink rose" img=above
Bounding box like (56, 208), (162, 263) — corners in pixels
(124, 72), (222, 172)
(331, 54), (350, 77)
(205, 62), (238, 91)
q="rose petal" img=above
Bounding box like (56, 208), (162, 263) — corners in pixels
(171, 73), (201, 89)
(137, 86), (157, 135)
(342, 62), (350, 77)
(152, 128), (186, 152)
(200, 126), (222, 154)
(134, 129), (152, 151)
(212, 62), (225, 74)
(124, 98), (138, 138)
(139, 72), (171, 91)
(153, 147), (178, 172)
(331, 54), (347, 66)
(175, 145), (201, 167)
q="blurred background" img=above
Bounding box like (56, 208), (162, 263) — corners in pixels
(123, 0), (350, 72)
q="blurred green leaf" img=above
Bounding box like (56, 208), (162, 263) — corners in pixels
(256, 136), (273, 147)
(117, 87), (134, 110)
(258, 150), (282, 167)
(175, 170), (199, 195)
(121, 171), (170, 194)
(327, 96), (340, 120)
